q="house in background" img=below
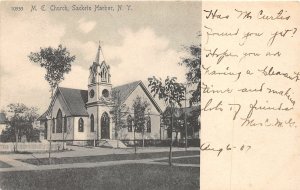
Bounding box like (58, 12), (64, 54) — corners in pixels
(0, 113), (7, 135)
(162, 106), (200, 140)
(38, 45), (164, 146)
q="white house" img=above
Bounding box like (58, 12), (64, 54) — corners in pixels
(0, 113), (7, 135)
(38, 45), (164, 146)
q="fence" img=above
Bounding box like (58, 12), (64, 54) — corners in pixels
(0, 142), (61, 153)
(121, 138), (200, 147)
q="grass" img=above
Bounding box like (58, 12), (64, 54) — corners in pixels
(18, 150), (200, 166)
(156, 156), (200, 165)
(0, 163), (199, 190)
(0, 161), (12, 168)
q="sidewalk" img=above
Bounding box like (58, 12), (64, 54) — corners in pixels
(1, 145), (199, 159)
(0, 154), (199, 172)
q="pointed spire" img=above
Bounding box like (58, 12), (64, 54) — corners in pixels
(94, 41), (103, 64)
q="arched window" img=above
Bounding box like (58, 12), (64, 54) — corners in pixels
(78, 118), (84, 132)
(56, 109), (62, 133)
(127, 115), (133, 132)
(101, 112), (110, 139)
(90, 114), (94, 132)
(63, 116), (67, 133)
(52, 118), (55, 133)
(146, 117), (151, 133)
(44, 121), (48, 139)
(100, 67), (107, 82)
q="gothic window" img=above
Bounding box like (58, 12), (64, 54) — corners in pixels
(56, 109), (62, 133)
(44, 121), (48, 139)
(78, 118), (84, 132)
(146, 117), (151, 133)
(100, 68), (107, 82)
(90, 114), (95, 132)
(52, 118), (55, 133)
(63, 116), (67, 133)
(127, 115), (133, 132)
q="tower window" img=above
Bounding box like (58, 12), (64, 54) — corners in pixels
(102, 89), (109, 98)
(100, 68), (107, 82)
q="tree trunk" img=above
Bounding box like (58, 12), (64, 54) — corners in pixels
(142, 129), (144, 148)
(169, 104), (174, 166)
(62, 123), (65, 150)
(15, 129), (18, 152)
(134, 128), (136, 154)
(48, 87), (54, 164)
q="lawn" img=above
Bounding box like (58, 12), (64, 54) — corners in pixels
(18, 150), (200, 166)
(0, 161), (12, 168)
(156, 156), (200, 165)
(0, 164), (199, 190)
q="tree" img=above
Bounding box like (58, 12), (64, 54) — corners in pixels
(148, 76), (185, 166)
(132, 96), (150, 150)
(179, 43), (201, 105)
(28, 44), (75, 163)
(0, 103), (39, 151)
(28, 44), (76, 97)
(111, 90), (129, 147)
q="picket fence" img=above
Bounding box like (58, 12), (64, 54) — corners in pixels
(0, 142), (61, 152)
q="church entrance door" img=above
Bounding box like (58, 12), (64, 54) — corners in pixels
(101, 112), (110, 139)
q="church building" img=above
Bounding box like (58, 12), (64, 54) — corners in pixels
(39, 44), (163, 146)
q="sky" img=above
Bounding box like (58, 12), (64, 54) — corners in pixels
(0, 1), (201, 114)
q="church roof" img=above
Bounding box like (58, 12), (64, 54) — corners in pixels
(112, 81), (141, 103)
(39, 80), (162, 120)
(59, 87), (89, 116)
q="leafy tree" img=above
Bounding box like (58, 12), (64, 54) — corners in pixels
(179, 43), (201, 105)
(0, 103), (39, 150)
(28, 44), (76, 97)
(148, 76), (185, 166)
(163, 107), (200, 140)
(132, 96), (150, 150)
(111, 90), (129, 147)
(28, 44), (75, 163)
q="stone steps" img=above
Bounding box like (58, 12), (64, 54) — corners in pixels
(98, 140), (127, 148)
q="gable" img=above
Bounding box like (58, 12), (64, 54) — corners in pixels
(112, 81), (140, 104)
(59, 87), (88, 116)
(122, 82), (162, 114)
(41, 81), (161, 118)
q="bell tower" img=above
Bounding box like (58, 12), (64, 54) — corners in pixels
(87, 42), (113, 140)
(87, 43), (112, 104)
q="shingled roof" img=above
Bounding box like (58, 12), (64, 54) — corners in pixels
(40, 80), (162, 119)
(112, 81), (140, 103)
(59, 87), (89, 116)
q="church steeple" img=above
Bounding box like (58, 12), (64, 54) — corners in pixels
(94, 41), (104, 65)
(88, 42), (112, 104)
(89, 41), (111, 85)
